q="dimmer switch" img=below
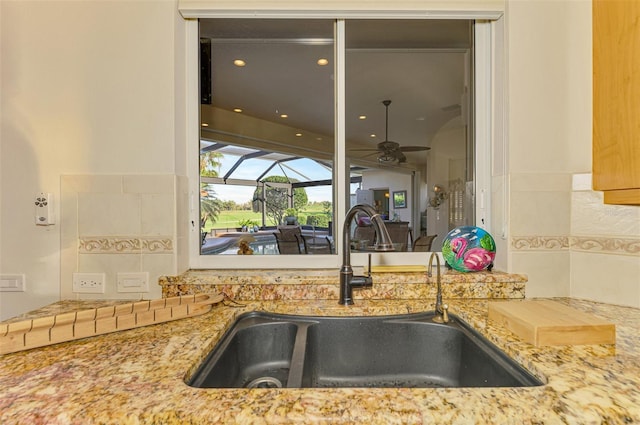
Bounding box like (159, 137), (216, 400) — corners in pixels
(35, 193), (55, 226)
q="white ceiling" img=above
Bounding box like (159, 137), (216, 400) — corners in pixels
(199, 18), (472, 168)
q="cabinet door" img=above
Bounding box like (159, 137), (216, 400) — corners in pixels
(593, 0), (640, 205)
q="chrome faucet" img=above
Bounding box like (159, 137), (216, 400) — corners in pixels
(339, 204), (395, 305)
(428, 252), (449, 323)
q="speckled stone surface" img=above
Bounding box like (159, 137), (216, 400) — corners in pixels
(1, 297), (639, 424)
(160, 269), (527, 300)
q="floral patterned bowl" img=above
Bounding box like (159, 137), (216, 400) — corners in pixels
(442, 226), (496, 272)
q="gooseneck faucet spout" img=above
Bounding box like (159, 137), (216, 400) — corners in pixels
(428, 252), (449, 323)
(339, 204), (395, 305)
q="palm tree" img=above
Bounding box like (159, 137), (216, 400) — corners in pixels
(200, 150), (223, 236)
(200, 184), (222, 230)
(200, 151), (223, 178)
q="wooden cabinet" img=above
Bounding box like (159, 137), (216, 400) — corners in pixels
(593, 0), (640, 205)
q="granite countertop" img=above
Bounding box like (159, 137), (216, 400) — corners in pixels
(1, 297), (639, 424)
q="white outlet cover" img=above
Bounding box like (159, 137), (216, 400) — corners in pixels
(117, 272), (149, 293)
(72, 273), (105, 294)
(0, 274), (26, 292)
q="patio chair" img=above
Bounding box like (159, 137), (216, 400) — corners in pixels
(412, 234), (438, 252)
(353, 224), (375, 246)
(274, 226), (308, 254)
(385, 222), (410, 251)
(305, 235), (333, 254)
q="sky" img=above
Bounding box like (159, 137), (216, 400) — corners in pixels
(212, 184), (331, 204)
(209, 153), (333, 204)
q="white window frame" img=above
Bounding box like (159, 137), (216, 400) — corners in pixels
(186, 12), (503, 270)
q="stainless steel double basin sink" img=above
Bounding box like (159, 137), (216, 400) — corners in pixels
(187, 311), (543, 389)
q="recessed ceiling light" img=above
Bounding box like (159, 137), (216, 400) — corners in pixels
(233, 59), (246, 67)
(233, 108), (243, 113)
(280, 114), (288, 118)
(359, 115), (367, 120)
(201, 123), (209, 127)
(295, 133), (303, 137)
(416, 116), (426, 121)
(317, 58), (329, 66)
(370, 134), (376, 138)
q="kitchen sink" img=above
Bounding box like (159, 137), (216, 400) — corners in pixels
(186, 311), (543, 389)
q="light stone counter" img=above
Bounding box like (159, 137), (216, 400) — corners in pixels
(159, 269), (527, 300)
(1, 295), (639, 424)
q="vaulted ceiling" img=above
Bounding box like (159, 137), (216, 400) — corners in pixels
(199, 18), (472, 169)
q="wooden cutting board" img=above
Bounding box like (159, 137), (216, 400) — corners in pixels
(487, 300), (616, 346)
(365, 265), (427, 273)
(0, 293), (224, 355)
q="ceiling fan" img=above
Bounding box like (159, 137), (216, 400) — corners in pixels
(352, 100), (430, 164)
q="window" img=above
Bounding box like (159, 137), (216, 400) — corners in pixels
(187, 15), (498, 268)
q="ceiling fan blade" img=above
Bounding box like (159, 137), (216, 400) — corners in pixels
(352, 101), (430, 161)
(380, 101), (429, 154)
(398, 145), (431, 152)
(362, 151), (381, 159)
(349, 148), (380, 152)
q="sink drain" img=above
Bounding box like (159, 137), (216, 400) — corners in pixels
(246, 376), (283, 389)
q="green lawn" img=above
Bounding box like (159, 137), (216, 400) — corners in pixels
(207, 210), (262, 230)
(203, 206), (330, 232)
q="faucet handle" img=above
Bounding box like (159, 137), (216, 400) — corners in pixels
(433, 303), (450, 324)
(441, 304), (449, 323)
(351, 253), (374, 289)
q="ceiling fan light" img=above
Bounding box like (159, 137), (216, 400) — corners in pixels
(378, 154), (397, 164)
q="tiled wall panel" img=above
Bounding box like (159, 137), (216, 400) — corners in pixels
(61, 175), (178, 300)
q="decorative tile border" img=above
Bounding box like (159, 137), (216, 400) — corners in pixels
(79, 236), (173, 253)
(570, 236), (640, 256)
(511, 236), (570, 250)
(512, 235), (640, 256)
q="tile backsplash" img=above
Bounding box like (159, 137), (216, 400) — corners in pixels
(509, 173), (640, 306)
(58, 173), (639, 308)
(569, 178), (640, 307)
(60, 175), (184, 300)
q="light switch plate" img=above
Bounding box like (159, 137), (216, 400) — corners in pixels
(117, 272), (149, 293)
(0, 274), (26, 292)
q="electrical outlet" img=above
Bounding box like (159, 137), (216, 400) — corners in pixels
(73, 273), (105, 294)
(116, 272), (149, 293)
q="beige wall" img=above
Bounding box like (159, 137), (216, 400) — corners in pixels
(361, 170), (413, 223)
(0, 0), (186, 319)
(507, 0), (588, 298)
(506, 0), (640, 306)
(1, 0), (639, 319)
